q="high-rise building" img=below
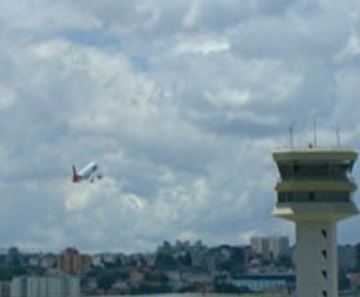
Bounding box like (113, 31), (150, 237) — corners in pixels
(6, 247), (24, 267)
(250, 237), (270, 258)
(57, 247), (91, 274)
(10, 275), (80, 297)
(338, 245), (356, 271)
(269, 236), (290, 259)
(0, 282), (10, 297)
(250, 236), (290, 259)
(273, 147), (358, 297)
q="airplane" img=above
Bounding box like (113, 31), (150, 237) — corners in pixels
(72, 161), (103, 183)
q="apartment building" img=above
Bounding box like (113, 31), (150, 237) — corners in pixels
(338, 245), (357, 270)
(10, 275), (80, 297)
(0, 282), (10, 297)
(250, 236), (290, 259)
(57, 247), (91, 274)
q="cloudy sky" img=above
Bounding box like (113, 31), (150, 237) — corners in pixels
(1, 0), (360, 253)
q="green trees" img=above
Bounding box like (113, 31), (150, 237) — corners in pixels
(0, 266), (23, 281)
(154, 253), (177, 270)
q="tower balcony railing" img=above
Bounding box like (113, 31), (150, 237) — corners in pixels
(278, 176), (355, 183)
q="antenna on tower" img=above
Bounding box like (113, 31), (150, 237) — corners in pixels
(313, 115), (318, 147)
(289, 122), (295, 148)
(335, 126), (341, 147)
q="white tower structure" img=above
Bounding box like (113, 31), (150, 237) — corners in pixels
(273, 147), (358, 297)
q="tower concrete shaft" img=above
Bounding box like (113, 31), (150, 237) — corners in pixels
(273, 148), (358, 297)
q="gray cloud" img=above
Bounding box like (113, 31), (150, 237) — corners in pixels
(0, 0), (359, 252)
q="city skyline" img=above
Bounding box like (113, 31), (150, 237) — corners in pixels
(0, 0), (360, 253)
(0, 234), (358, 256)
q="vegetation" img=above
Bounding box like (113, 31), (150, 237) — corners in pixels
(0, 266), (27, 281)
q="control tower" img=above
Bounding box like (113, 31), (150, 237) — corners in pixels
(273, 147), (358, 297)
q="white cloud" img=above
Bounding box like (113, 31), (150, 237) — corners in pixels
(174, 36), (230, 55)
(0, 85), (17, 109)
(335, 29), (360, 63)
(0, 0), (359, 253)
(0, 1), (100, 34)
(183, 1), (201, 29)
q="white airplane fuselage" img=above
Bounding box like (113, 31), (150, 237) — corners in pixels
(72, 162), (101, 183)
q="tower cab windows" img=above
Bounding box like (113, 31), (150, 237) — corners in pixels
(278, 162), (353, 181)
(278, 191), (350, 203)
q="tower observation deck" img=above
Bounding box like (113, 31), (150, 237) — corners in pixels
(273, 147), (358, 297)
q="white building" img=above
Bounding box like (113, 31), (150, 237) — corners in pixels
(11, 275), (80, 297)
(269, 236), (290, 259)
(250, 237), (269, 258)
(0, 282), (10, 297)
(250, 236), (290, 259)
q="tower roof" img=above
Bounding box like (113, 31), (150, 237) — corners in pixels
(273, 147), (358, 163)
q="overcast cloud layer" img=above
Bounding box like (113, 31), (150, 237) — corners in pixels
(1, 0), (360, 253)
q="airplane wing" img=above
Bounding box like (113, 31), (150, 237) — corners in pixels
(72, 162), (103, 183)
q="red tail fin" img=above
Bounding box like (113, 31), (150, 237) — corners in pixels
(72, 165), (80, 182)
